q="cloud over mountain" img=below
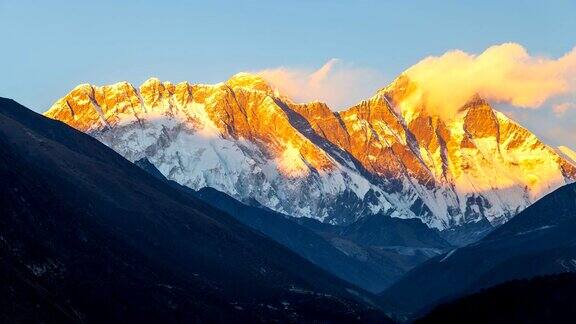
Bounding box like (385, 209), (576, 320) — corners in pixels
(404, 43), (576, 119)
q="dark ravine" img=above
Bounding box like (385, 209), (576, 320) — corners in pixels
(381, 180), (576, 319)
(0, 97), (391, 323)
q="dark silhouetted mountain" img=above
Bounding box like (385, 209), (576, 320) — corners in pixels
(0, 97), (391, 323)
(381, 181), (576, 318)
(134, 157), (167, 181)
(417, 273), (576, 324)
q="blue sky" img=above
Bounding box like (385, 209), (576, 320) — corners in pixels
(1, 1), (575, 145)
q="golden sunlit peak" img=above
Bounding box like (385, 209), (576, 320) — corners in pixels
(225, 72), (273, 93)
(460, 93), (489, 110)
(141, 77), (175, 89)
(142, 77), (162, 85)
(71, 83), (95, 92)
(377, 73), (414, 96)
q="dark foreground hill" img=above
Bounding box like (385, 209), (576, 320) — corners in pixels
(381, 180), (576, 318)
(417, 273), (576, 324)
(0, 98), (390, 323)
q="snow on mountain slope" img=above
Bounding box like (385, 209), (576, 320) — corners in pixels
(46, 74), (393, 224)
(45, 73), (576, 229)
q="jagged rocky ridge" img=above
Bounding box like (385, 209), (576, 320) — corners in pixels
(45, 73), (576, 229)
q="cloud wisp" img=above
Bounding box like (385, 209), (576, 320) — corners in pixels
(403, 43), (576, 120)
(553, 102), (576, 116)
(256, 59), (387, 110)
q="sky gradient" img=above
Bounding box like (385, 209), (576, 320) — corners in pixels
(1, 0), (575, 146)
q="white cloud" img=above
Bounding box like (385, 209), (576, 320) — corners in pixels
(404, 43), (576, 120)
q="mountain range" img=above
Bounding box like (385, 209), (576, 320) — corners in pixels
(45, 73), (576, 236)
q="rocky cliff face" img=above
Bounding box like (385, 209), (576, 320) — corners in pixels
(45, 73), (576, 229)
